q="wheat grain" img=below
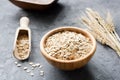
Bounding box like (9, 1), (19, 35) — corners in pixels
(81, 8), (120, 56)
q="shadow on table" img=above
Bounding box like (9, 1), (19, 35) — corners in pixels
(56, 64), (94, 80)
(15, 3), (65, 26)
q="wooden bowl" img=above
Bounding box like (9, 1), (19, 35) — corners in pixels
(9, 0), (58, 10)
(40, 27), (96, 70)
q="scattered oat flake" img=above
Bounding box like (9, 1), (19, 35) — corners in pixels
(29, 62), (33, 65)
(14, 61), (18, 64)
(17, 64), (22, 67)
(40, 71), (44, 76)
(31, 67), (34, 70)
(39, 65), (42, 69)
(30, 72), (34, 76)
(32, 64), (36, 68)
(26, 69), (31, 73)
(23, 67), (28, 70)
(35, 63), (40, 67)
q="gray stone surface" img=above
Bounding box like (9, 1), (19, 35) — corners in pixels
(0, 0), (120, 80)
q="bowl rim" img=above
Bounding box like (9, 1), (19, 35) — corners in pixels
(10, 0), (57, 5)
(40, 26), (96, 63)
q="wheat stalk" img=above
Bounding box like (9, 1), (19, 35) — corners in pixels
(81, 8), (120, 56)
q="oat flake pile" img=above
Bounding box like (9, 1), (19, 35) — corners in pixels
(16, 35), (29, 59)
(45, 31), (93, 60)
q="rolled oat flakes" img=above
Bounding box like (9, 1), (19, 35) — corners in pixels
(45, 31), (92, 60)
(16, 35), (29, 59)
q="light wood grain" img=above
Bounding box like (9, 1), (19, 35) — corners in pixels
(13, 17), (31, 60)
(9, 0), (58, 10)
(40, 27), (97, 70)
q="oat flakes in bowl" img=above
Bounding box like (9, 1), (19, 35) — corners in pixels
(40, 27), (96, 70)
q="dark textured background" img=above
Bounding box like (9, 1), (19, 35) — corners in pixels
(0, 0), (120, 80)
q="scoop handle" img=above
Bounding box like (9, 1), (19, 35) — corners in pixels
(20, 17), (29, 28)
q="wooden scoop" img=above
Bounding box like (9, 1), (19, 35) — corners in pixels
(13, 17), (31, 60)
(9, 0), (58, 10)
